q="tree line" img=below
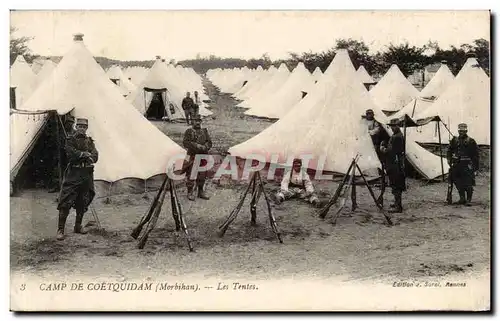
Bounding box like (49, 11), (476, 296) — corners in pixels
(10, 26), (489, 78)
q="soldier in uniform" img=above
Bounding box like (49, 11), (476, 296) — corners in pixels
(447, 123), (479, 206)
(181, 92), (195, 125)
(56, 118), (99, 240)
(364, 109), (387, 163)
(193, 91), (201, 117)
(380, 118), (406, 213)
(275, 158), (320, 207)
(182, 114), (212, 201)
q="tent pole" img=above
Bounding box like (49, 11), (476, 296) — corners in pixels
(403, 119), (407, 172)
(54, 112), (63, 191)
(437, 121), (445, 182)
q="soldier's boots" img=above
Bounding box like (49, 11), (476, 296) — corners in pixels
(388, 194), (403, 213)
(56, 209), (69, 241)
(74, 212), (88, 234)
(465, 188), (473, 206)
(198, 184), (210, 200)
(187, 186), (196, 201)
(455, 190), (467, 205)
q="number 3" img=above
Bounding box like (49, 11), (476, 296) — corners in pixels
(20, 284), (25, 291)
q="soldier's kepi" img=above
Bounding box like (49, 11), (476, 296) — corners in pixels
(56, 118), (99, 241)
(447, 123), (479, 206)
(182, 114), (213, 201)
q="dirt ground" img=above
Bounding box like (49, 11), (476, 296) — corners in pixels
(10, 78), (491, 289)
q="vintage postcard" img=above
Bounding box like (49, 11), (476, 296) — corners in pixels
(9, 10), (490, 311)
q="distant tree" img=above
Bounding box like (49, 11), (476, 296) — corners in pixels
(378, 42), (427, 77)
(10, 27), (38, 65)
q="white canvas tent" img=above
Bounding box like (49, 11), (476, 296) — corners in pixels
(356, 65), (375, 84)
(123, 66), (149, 86)
(106, 65), (137, 97)
(370, 64), (419, 113)
(230, 49), (383, 175)
(128, 58), (186, 121)
(311, 67), (323, 82)
(244, 62), (315, 119)
(393, 62), (455, 120)
(414, 57), (490, 145)
(239, 63), (291, 109)
(10, 55), (37, 109)
(11, 34), (186, 195)
(230, 50), (448, 180)
(33, 58), (57, 89)
(419, 62), (455, 98)
(234, 66), (276, 101)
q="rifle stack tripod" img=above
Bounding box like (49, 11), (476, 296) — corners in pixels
(317, 154), (393, 226)
(218, 171), (283, 243)
(130, 175), (194, 251)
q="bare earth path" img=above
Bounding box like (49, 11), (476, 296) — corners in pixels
(10, 78), (490, 309)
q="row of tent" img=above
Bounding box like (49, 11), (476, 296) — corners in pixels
(10, 34), (207, 196)
(208, 54), (490, 146)
(209, 49), (489, 180)
(10, 53), (213, 123)
(9, 35), (489, 198)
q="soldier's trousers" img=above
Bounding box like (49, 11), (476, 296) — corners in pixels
(184, 109), (194, 124)
(451, 161), (475, 191)
(276, 187), (319, 205)
(184, 155), (209, 190)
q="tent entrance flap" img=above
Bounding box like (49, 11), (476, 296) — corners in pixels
(12, 112), (60, 193)
(144, 88), (167, 120)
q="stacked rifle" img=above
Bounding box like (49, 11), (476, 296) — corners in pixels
(131, 176), (194, 251)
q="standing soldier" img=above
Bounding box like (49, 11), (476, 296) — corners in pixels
(56, 118), (99, 240)
(380, 118), (406, 213)
(447, 123), (479, 206)
(193, 91), (201, 117)
(364, 109), (388, 163)
(181, 92), (195, 125)
(182, 114), (212, 201)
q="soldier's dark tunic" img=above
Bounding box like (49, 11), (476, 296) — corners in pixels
(447, 135), (479, 190)
(182, 127), (212, 186)
(181, 97), (195, 124)
(57, 132), (98, 213)
(385, 131), (406, 193)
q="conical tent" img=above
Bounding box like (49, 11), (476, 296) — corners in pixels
(239, 63), (291, 109)
(312, 67), (323, 82)
(244, 62), (314, 119)
(106, 65), (137, 97)
(393, 63), (455, 120)
(11, 35), (186, 195)
(234, 66), (276, 101)
(10, 55), (37, 109)
(229, 49), (382, 175)
(33, 59), (57, 89)
(415, 57), (490, 145)
(30, 58), (45, 74)
(419, 62), (455, 98)
(370, 64), (419, 113)
(128, 58), (186, 121)
(124, 66), (149, 86)
(356, 65), (374, 83)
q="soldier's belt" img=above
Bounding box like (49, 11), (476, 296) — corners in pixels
(71, 164), (93, 168)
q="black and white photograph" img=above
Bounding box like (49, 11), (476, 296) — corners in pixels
(8, 10), (491, 311)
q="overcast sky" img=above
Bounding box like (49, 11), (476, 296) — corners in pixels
(10, 10), (490, 61)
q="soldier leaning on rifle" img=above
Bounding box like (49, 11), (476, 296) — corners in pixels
(56, 118), (99, 240)
(380, 118), (406, 213)
(447, 123), (479, 206)
(182, 114), (212, 201)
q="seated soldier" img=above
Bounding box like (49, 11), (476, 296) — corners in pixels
(275, 159), (320, 207)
